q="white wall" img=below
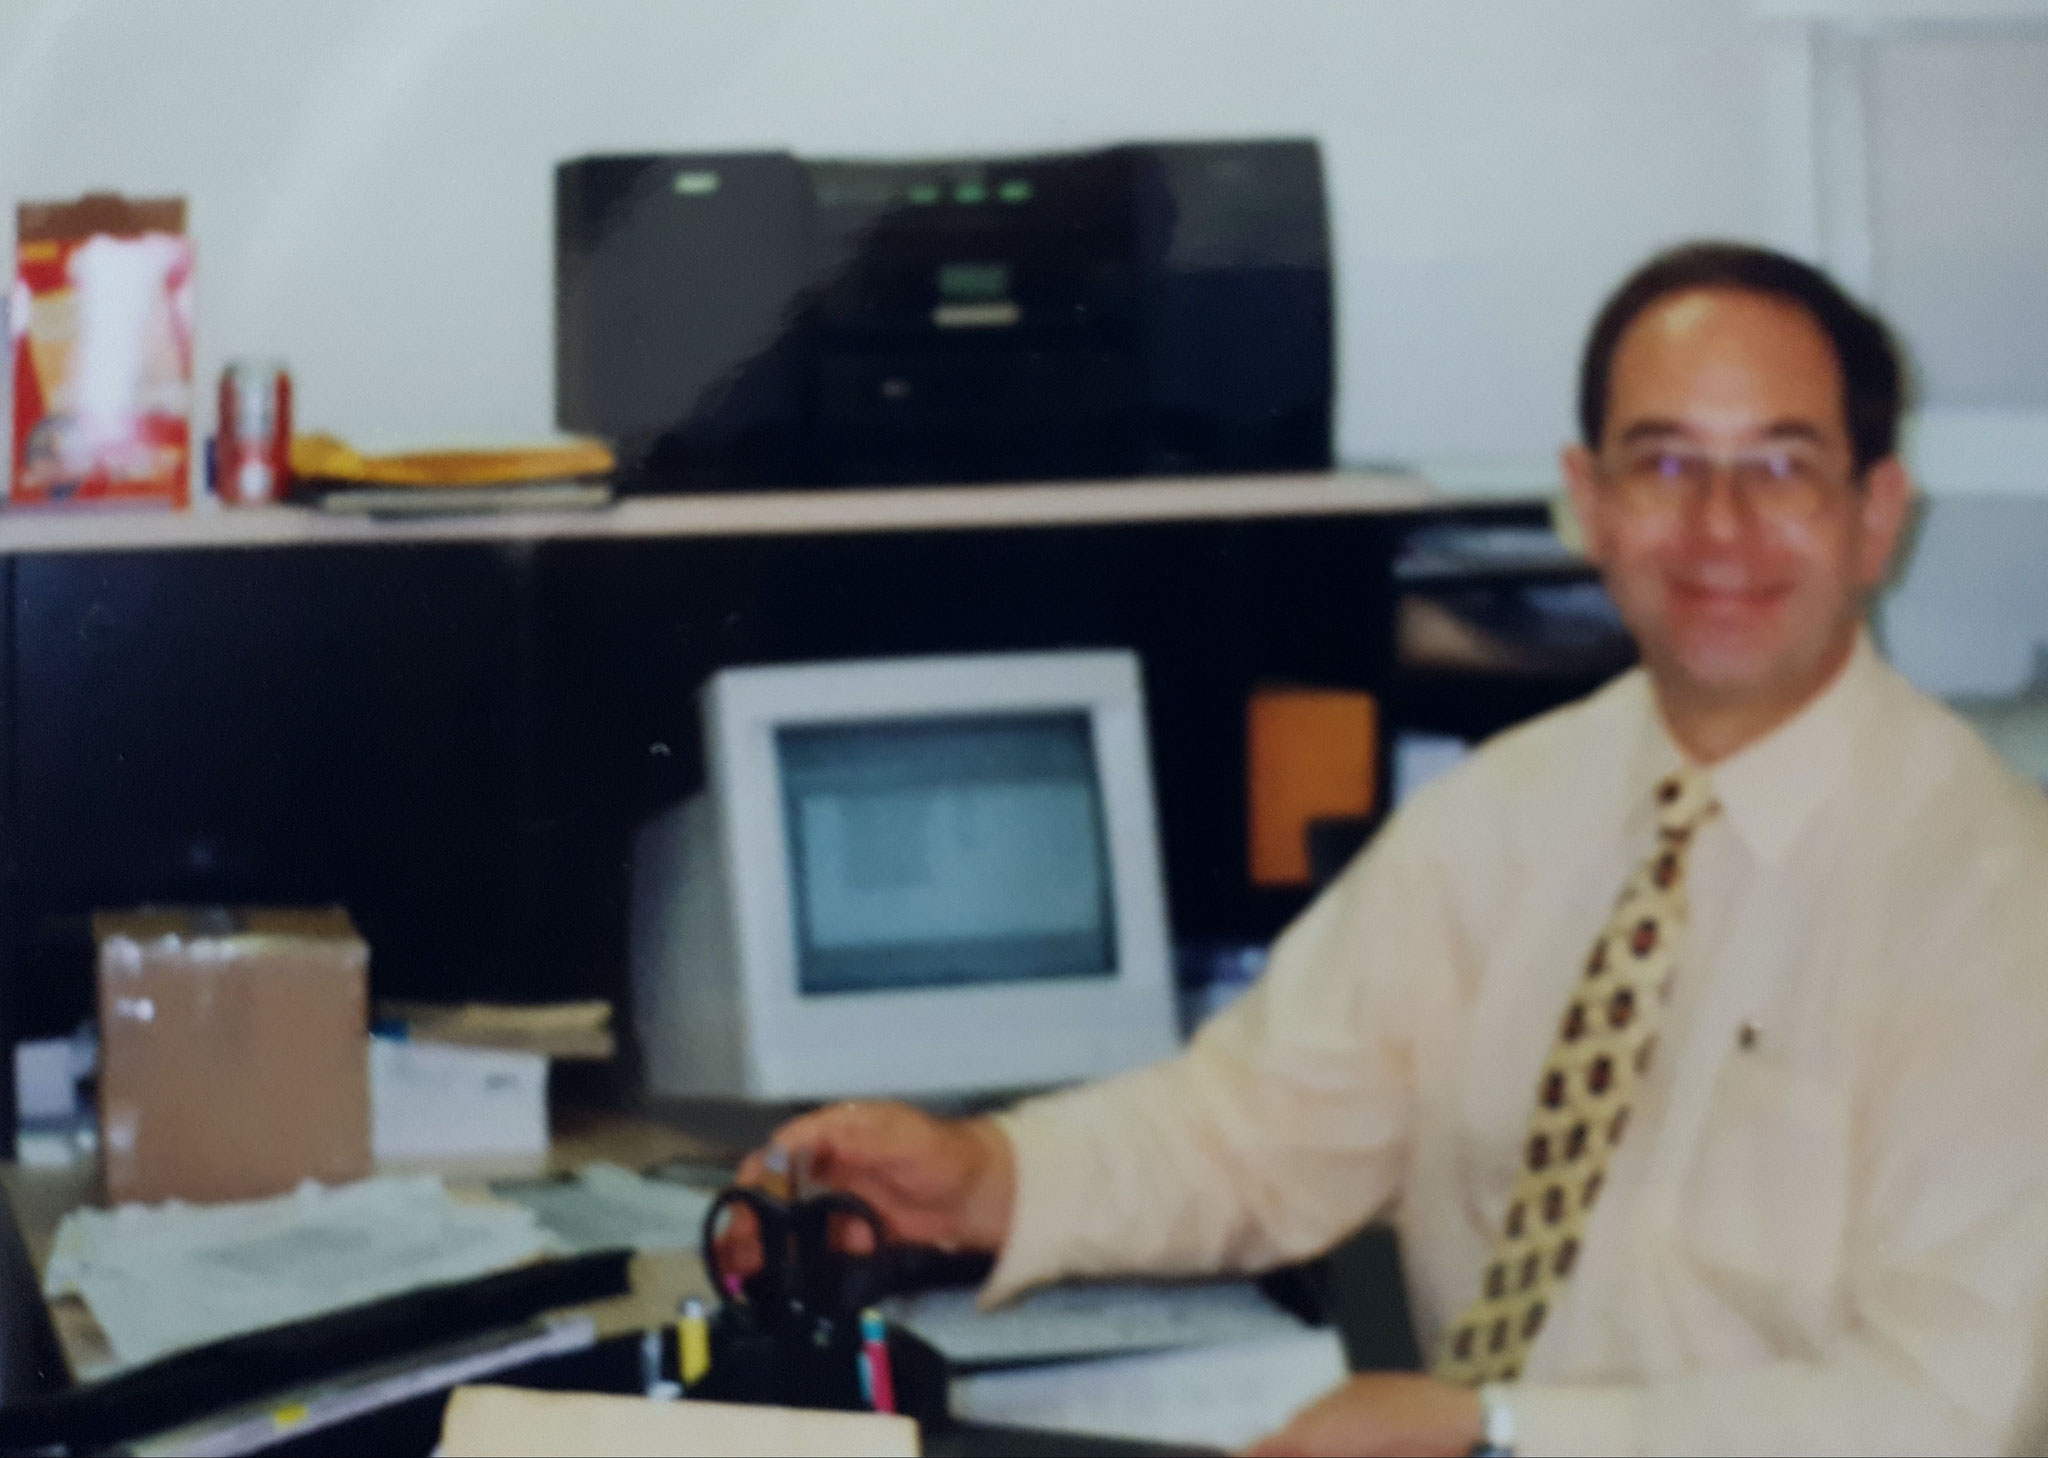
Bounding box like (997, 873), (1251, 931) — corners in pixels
(0, 0), (1783, 482)
(5, 0), (2044, 695)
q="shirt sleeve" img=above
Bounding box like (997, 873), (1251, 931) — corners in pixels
(981, 797), (1462, 1306)
(1510, 852), (2048, 1457)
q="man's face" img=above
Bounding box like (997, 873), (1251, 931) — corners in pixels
(1562, 287), (1910, 721)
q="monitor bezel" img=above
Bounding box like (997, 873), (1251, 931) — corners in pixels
(703, 649), (1178, 1099)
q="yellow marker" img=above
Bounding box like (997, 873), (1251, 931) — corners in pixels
(271, 1403), (310, 1430)
(679, 1298), (711, 1386)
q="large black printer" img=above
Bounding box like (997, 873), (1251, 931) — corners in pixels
(555, 140), (1332, 489)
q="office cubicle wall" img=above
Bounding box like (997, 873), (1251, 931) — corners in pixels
(0, 500), (1605, 1147)
(1, 548), (533, 1036)
(0, 517), (1390, 1043)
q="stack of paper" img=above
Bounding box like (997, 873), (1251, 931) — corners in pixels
(43, 1175), (560, 1369)
(878, 1277), (1308, 1368)
(369, 1036), (549, 1163)
(289, 434), (613, 485)
(950, 1325), (1347, 1452)
(881, 1277), (1344, 1450)
(292, 436), (616, 516)
(376, 1000), (616, 1061)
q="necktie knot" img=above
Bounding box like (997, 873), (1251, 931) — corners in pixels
(1653, 768), (1718, 837)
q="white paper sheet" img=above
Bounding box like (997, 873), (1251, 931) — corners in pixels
(370, 1037), (549, 1162)
(949, 1326), (1348, 1451)
(879, 1277), (1307, 1367)
(496, 1162), (716, 1255)
(44, 1174), (561, 1369)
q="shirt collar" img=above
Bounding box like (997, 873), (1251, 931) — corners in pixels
(1624, 628), (1877, 865)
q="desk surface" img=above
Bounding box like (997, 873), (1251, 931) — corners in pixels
(0, 1110), (1234, 1457)
(1, 1109), (728, 1386)
(0, 470), (1438, 555)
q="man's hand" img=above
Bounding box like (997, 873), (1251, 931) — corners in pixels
(1244, 1373), (1483, 1458)
(714, 1102), (1016, 1278)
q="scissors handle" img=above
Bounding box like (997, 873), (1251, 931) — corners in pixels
(702, 1185), (891, 1326)
(701, 1186), (789, 1314)
(789, 1191), (888, 1319)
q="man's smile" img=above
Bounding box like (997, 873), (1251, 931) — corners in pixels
(1665, 571), (1794, 620)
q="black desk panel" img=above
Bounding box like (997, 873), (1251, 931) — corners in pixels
(0, 501), (1574, 1144)
(5, 546), (531, 1042)
(522, 515), (1399, 1017)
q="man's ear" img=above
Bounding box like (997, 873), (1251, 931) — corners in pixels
(1559, 443), (1608, 563)
(1853, 455), (1913, 590)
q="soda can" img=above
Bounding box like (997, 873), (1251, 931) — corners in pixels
(216, 360), (292, 505)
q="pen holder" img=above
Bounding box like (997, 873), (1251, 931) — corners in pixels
(688, 1304), (948, 1424)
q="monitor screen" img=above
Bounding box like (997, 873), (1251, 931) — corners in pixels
(776, 712), (1117, 995)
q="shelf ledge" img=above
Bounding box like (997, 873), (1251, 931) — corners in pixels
(0, 471), (1443, 555)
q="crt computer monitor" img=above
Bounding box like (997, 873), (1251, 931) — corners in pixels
(628, 650), (1179, 1102)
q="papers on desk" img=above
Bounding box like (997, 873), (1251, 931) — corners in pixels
(495, 1161), (716, 1255)
(375, 999), (617, 1061)
(43, 1174), (559, 1369)
(890, 1278), (1345, 1451)
(878, 1276), (1308, 1368)
(131, 1316), (599, 1458)
(950, 1325), (1349, 1452)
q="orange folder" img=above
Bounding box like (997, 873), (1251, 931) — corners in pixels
(1247, 689), (1378, 887)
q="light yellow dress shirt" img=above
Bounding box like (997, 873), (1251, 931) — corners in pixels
(988, 632), (2048, 1455)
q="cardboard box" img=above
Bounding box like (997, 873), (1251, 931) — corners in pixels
(95, 908), (371, 1205)
(10, 194), (193, 506)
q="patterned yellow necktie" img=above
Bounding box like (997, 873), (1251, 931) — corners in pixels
(1437, 767), (1719, 1385)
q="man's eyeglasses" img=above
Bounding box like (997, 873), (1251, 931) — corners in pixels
(1600, 444), (1849, 524)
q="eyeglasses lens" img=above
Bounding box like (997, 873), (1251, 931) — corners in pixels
(1612, 448), (1833, 521)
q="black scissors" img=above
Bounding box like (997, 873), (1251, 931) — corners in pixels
(701, 1184), (890, 1337)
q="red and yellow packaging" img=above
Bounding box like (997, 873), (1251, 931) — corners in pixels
(10, 195), (193, 507)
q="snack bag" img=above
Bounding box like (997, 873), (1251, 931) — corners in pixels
(10, 195), (193, 506)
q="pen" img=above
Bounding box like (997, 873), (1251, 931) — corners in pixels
(678, 1298), (711, 1387)
(859, 1308), (896, 1415)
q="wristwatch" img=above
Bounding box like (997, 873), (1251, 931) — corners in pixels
(1472, 1382), (1516, 1457)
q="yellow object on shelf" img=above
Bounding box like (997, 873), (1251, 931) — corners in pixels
(376, 999), (615, 1061)
(289, 433), (614, 488)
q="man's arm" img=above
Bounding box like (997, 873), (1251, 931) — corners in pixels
(737, 798), (1460, 1303)
(982, 807), (1454, 1302)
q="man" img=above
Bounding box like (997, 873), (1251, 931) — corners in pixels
(733, 244), (2048, 1455)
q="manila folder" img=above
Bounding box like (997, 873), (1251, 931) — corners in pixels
(438, 1384), (920, 1457)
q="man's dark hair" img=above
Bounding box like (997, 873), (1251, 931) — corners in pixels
(1577, 241), (1909, 475)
